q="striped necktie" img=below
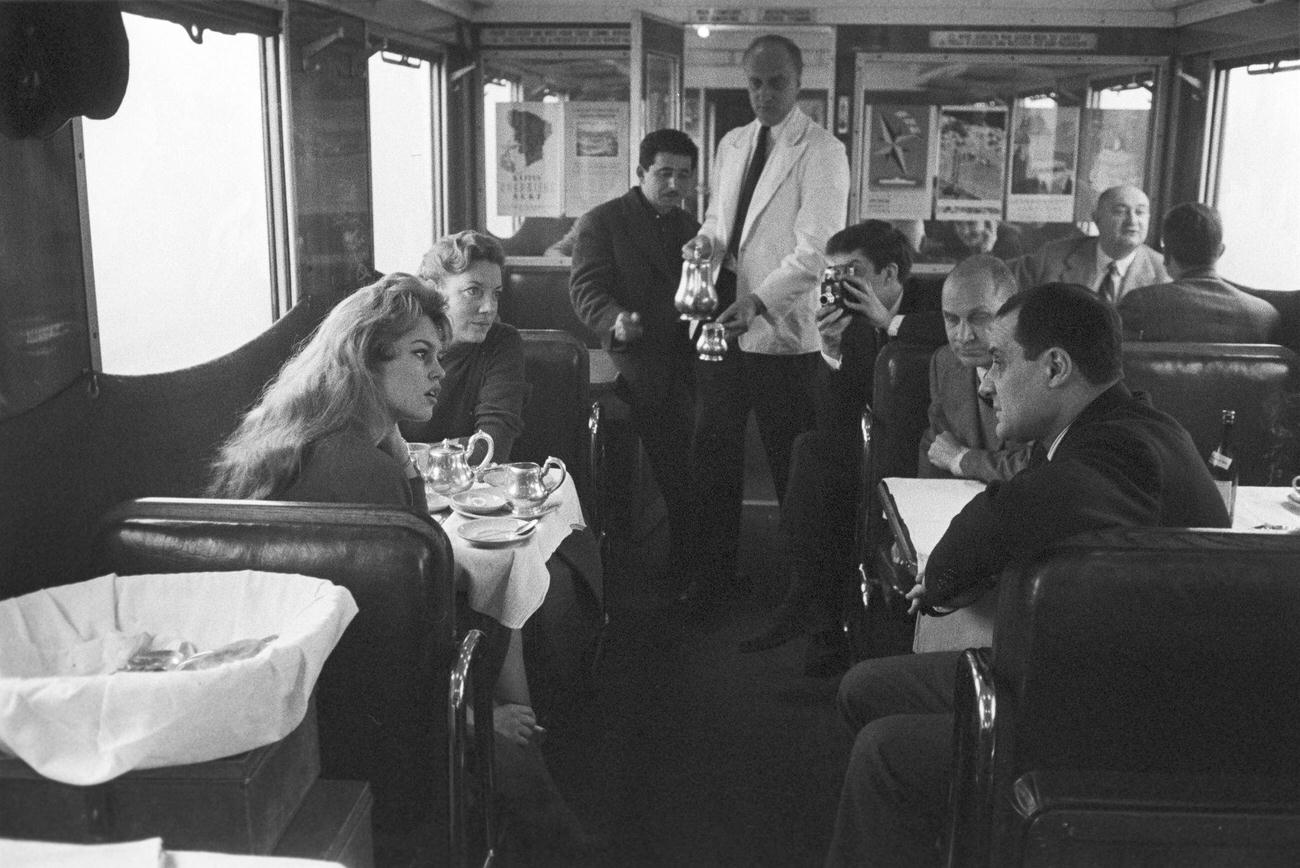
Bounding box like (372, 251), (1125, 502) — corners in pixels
(1099, 260), (1120, 303)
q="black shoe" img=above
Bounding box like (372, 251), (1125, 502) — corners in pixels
(803, 628), (852, 677)
(738, 613), (805, 653)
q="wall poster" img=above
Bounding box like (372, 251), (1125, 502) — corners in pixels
(1074, 108), (1150, 221)
(1007, 105), (1080, 223)
(495, 102), (564, 217)
(860, 103), (935, 221)
(936, 105), (1007, 221)
(563, 103), (629, 216)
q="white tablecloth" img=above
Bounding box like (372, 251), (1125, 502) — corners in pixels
(881, 478), (1300, 653)
(438, 474), (584, 629)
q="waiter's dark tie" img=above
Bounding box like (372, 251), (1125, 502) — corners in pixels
(1098, 260), (1120, 303)
(726, 125), (770, 263)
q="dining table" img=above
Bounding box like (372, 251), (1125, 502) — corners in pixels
(879, 477), (1300, 652)
(430, 472), (585, 630)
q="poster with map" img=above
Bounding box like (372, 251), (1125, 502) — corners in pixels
(936, 105), (1007, 221)
(1007, 105), (1079, 223)
(860, 103), (935, 220)
(496, 102), (563, 216)
(563, 103), (629, 216)
(1074, 108), (1149, 221)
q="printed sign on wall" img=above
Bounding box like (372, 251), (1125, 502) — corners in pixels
(935, 105), (1007, 221)
(1007, 105), (1080, 223)
(860, 103), (935, 221)
(496, 102), (564, 217)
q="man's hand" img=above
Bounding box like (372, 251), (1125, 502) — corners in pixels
(905, 581), (930, 617)
(715, 294), (766, 337)
(816, 303), (852, 361)
(838, 278), (894, 330)
(927, 431), (970, 477)
(682, 235), (712, 260)
(612, 311), (643, 344)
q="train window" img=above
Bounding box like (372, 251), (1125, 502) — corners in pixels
(80, 14), (275, 375)
(1210, 58), (1300, 290)
(368, 51), (440, 274)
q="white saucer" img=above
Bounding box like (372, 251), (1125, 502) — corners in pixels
(424, 489), (452, 511)
(1287, 490), (1300, 506)
(450, 488), (509, 515)
(457, 517), (536, 546)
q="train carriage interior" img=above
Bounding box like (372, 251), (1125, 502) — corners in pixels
(2, 0), (1300, 865)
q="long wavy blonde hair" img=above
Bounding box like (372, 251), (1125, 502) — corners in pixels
(209, 273), (448, 499)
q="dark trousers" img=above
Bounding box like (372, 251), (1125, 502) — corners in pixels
(779, 429), (861, 630)
(691, 348), (818, 592)
(615, 353), (698, 582)
(826, 651), (961, 868)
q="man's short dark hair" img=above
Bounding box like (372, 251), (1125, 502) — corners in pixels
(1161, 202), (1222, 269)
(638, 128), (698, 171)
(997, 282), (1122, 386)
(743, 34), (803, 77)
(826, 221), (912, 281)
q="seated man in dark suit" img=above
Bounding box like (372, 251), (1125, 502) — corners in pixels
(739, 221), (946, 674)
(1013, 185), (1169, 301)
(1118, 202), (1280, 342)
(918, 254), (1034, 482)
(826, 282), (1230, 867)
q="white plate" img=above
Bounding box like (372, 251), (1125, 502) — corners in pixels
(457, 518), (536, 546)
(450, 488), (509, 515)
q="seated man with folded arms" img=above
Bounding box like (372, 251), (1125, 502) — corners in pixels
(1117, 202), (1280, 342)
(919, 254), (1034, 483)
(826, 282), (1230, 868)
(739, 221), (945, 675)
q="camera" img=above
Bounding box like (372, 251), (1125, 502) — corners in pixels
(819, 263), (858, 309)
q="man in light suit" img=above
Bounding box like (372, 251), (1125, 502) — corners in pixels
(1013, 185), (1168, 302)
(682, 34), (851, 604)
(919, 255), (1033, 483)
(569, 129), (701, 590)
(1118, 202), (1280, 342)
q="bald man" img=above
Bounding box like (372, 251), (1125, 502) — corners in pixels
(919, 255), (1034, 483)
(1013, 185), (1168, 302)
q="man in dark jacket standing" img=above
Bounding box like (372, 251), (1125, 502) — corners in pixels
(570, 129), (701, 590)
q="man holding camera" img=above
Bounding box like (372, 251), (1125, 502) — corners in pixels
(740, 221), (945, 675)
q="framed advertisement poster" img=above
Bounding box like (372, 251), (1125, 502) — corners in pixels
(935, 105), (1007, 221)
(495, 102), (564, 217)
(1007, 105), (1080, 223)
(1074, 108), (1150, 221)
(860, 103), (935, 221)
(563, 103), (629, 216)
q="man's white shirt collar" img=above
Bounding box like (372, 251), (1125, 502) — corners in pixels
(1094, 244), (1138, 292)
(1045, 425), (1071, 461)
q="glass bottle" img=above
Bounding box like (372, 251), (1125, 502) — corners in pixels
(1207, 409), (1237, 521)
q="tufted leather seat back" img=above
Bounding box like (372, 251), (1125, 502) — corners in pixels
(946, 528), (1300, 865)
(1122, 342), (1299, 484)
(515, 329), (592, 507)
(867, 341), (936, 482)
(993, 528), (1300, 780)
(91, 498), (458, 850)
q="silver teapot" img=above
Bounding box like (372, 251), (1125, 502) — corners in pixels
(420, 431), (495, 495)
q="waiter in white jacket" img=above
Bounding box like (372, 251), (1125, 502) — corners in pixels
(681, 34), (850, 608)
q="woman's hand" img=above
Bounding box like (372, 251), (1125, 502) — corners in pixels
(494, 702), (539, 747)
